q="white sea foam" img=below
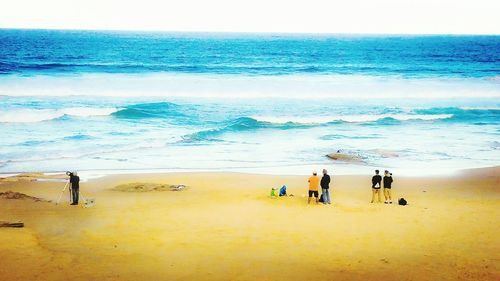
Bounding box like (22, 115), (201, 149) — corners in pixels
(0, 107), (118, 123)
(59, 107), (118, 117)
(252, 114), (453, 124)
(0, 73), (499, 99)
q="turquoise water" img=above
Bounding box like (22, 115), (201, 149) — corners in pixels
(0, 30), (499, 175)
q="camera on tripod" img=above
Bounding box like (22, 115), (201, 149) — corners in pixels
(57, 171), (94, 207)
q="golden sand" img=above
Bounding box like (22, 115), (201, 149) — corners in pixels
(0, 168), (499, 280)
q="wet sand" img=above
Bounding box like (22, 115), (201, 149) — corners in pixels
(0, 168), (499, 281)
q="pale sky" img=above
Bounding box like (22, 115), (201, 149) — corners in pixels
(1, 0), (499, 34)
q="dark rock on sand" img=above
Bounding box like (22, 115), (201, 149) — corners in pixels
(326, 152), (364, 163)
(0, 221), (24, 228)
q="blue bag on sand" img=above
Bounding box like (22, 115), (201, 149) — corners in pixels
(279, 185), (287, 196)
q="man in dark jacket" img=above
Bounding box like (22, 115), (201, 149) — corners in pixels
(371, 170), (382, 203)
(320, 169), (331, 205)
(383, 170), (393, 204)
(69, 172), (80, 205)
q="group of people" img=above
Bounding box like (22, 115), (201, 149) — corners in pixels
(371, 169), (393, 204)
(306, 169), (394, 205)
(307, 169), (331, 204)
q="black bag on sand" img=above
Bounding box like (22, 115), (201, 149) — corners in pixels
(398, 198), (408, 206)
(319, 194), (324, 203)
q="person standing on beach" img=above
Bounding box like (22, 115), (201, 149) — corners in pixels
(308, 171), (320, 204)
(320, 169), (331, 205)
(371, 170), (382, 203)
(69, 172), (80, 205)
(383, 170), (393, 204)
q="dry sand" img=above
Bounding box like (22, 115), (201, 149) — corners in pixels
(0, 168), (499, 281)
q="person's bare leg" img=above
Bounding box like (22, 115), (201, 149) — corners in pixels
(384, 189), (389, 203)
(316, 196), (319, 204)
(371, 189), (376, 203)
(388, 189), (392, 203)
(308, 196), (311, 204)
(377, 189), (382, 203)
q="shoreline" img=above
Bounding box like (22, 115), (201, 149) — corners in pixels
(1, 164), (499, 182)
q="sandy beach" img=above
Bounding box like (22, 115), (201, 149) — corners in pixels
(0, 168), (499, 281)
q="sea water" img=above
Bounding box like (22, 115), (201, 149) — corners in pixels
(0, 29), (499, 176)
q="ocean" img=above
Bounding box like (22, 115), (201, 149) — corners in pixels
(0, 29), (499, 176)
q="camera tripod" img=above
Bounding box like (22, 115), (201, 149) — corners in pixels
(55, 180), (91, 207)
(56, 181), (72, 205)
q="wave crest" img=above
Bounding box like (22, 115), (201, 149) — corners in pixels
(111, 102), (182, 119)
(181, 117), (310, 143)
(414, 107), (499, 123)
(0, 107), (118, 123)
(180, 110), (485, 143)
(251, 114), (453, 124)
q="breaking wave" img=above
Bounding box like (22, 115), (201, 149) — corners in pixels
(0, 107), (118, 123)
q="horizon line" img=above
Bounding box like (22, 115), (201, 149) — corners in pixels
(1, 27), (499, 36)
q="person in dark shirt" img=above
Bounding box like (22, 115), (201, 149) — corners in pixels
(383, 170), (393, 204)
(371, 170), (382, 203)
(69, 172), (80, 205)
(320, 169), (331, 205)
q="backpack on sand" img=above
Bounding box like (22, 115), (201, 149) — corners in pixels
(398, 198), (408, 206)
(318, 194), (324, 203)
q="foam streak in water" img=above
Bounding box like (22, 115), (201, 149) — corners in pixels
(0, 108), (118, 123)
(252, 114), (454, 124)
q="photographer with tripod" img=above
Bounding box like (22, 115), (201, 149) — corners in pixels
(67, 171), (80, 205)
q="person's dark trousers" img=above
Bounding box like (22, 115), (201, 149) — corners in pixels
(71, 187), (79, 204)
